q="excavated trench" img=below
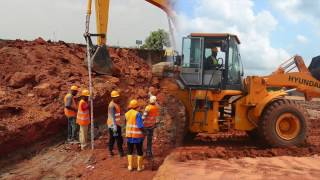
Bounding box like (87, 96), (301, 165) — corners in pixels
(1, 39), (320, 179)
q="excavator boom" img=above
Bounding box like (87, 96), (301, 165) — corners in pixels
(85, 0), (174, 74)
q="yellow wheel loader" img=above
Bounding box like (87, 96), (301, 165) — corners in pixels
(166, 33), (320, 147)
(84, 0), (320, 147)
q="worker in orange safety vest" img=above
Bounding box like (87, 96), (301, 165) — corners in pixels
(142, 95), (160, 158)
(64, 85), (78, 142)
(76, 89), (90, 150)
(125, 99), (145, 171)
(107, 90), (124, 157)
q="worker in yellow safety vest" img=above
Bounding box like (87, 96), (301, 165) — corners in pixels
(76, 89), (90, 150)
(64, 85), (78, 142)
(107, 90), (124, 157)
(142, 95), (160, 158)
(125, 99), (145, 172)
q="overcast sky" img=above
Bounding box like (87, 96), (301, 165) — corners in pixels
(0, 0), (319, 75)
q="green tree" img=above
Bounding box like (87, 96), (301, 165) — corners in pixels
(141, 29), (170, 50)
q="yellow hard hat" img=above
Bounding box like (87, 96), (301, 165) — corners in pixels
(70, 85), (78, 91)
(128, 99), (138, 109)
(111, 90), (120, 98)
(211, 47), (218, 52)
(81, 89), (90, 97)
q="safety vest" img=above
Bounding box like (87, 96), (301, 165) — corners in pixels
(125, 109), (144, 138)
(107, 101), (121, 127)
(64, 93), (77, 117)
(144, 104), (159, 128)
(211, 56), (218, 65)
(76, 99), (90, 126)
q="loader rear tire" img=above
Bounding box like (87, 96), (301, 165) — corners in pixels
(258, 99), (309, 147)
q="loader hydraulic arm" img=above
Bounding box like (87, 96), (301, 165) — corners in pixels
(263, 55), (320, 100)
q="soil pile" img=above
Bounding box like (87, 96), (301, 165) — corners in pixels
(0, 38), (179, 157)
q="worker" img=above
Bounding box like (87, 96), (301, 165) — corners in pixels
(76, 89), (90, 150)
(64, 85), (78, 142)
(142, 95), (160, 158)
(107, 90), (124, 157)
(148, 87), (157, 97)
(125, 99), (145, 172)
(205, 47), (219, 69)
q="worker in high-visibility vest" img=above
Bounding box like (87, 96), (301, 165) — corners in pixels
(107, 90), (124, 157)
(125, 99), (145, 171)
(76, 89), (90, 150)
(142, 96), (160, 158)
(64, 85), (78, 142)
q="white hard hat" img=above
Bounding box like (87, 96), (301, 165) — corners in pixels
(150, 96), (157, 104)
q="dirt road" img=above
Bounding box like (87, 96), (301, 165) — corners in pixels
(155, 154), (320, 180)
(0, 138), (158, 180)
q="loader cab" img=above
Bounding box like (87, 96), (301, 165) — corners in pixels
(179, 33), (243, 90)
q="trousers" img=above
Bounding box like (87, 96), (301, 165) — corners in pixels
(108, 125), (124, 153)
(79, 125), (88, 149)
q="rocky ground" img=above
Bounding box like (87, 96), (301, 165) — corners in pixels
(0, 39), (320, 180)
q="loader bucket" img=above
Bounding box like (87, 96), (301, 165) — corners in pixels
(309, 56), (320, 81)
(91, 45), (113, 74)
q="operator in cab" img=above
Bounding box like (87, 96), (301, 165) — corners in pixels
(205, 47), (219, 70)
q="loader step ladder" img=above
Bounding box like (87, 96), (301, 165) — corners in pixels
(191, 99), (209, 127)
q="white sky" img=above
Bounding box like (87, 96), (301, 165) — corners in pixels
(1, 0), (319, 75)
(0, 0), (169, 47)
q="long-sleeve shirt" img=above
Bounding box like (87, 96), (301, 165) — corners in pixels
(108, 103), (116, 126)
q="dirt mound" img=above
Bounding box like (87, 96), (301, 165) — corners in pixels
(0, 38), (172, 156)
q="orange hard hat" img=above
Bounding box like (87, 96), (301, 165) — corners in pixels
(81, 89), (90, 97)
(128, 99), (139, 109)
(70, 85), (78, 91)
(111, 90), (120, 98)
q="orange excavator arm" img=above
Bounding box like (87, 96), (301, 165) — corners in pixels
(84, 0), (174, 74)
(86, 0), (174, 46)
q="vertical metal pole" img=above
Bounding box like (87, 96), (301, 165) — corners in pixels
(167, 15), (176, 51)
(85, 0), (95, 150)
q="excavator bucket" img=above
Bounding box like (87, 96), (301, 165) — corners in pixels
(91, 45), (113, 74)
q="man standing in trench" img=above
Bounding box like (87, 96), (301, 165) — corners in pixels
(76, 89), (91, 150)
(142, 95), (160, 158)
(107, 90), (124, 157)
(64, 85), (78, 142)
(126, 99), (145, 171)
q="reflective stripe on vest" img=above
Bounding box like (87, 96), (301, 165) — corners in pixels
(76, 99), (90, 126)
(64, 93), (77, 117)
(107, 102), (121, 126)
(144, 104), (159, 127)
(125, 109), (144, 138)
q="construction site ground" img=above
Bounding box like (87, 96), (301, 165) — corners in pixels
(0, 39), (320, 179)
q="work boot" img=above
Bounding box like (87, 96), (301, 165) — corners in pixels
(119, 151), (125, 157)
(137, 156), (144, 172)
(109, 151), (114, 157)
(146, 152), (153, 158)
(127, 155), (133, 171)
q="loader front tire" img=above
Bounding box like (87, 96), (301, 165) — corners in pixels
(258, 99), (309, 147)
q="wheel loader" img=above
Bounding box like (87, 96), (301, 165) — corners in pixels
(162, 33), (320, 147)
(84, 0), (320, 147)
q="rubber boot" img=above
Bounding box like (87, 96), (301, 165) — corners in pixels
(137, 156), (144, 172)
(127, 155), (133, 171)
